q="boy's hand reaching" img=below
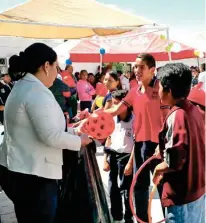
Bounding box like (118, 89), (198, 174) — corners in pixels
(103, 161), (110, 172)
(154, 145), (161, 159)
(124, 162), (133, 176)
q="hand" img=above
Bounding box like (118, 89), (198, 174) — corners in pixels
(152, 168), (163, 185)
(80, 133), (92, 146)
(154, 145), (161, 159)
(124, 162), (133, 176)
(103, 161), (110, 172)
(76, 119), (89, 134)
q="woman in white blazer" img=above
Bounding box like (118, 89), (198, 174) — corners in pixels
(0, 43), (92, 223)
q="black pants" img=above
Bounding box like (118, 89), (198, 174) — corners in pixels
(108, 151), (133, 222)
(80, 101), (92, 112)
(0, 111), (3, 125)
(0, 165), (58, 223)
(133, 141), (163, 222)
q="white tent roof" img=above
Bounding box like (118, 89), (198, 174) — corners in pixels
(0, 37), (63, 58)
(0, 0), (153, 39)
(170, 29), (206, 52)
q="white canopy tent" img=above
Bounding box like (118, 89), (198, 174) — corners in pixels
(0, 37), (63, 58)
(0, 0), (155, 39)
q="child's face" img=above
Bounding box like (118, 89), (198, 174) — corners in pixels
(134, 58), (155, 84)
(88, 75), (95, 83)
(158, 82), (172, 105)
(81, 72), (88, 80)
(104, 73), (119, 90)
(100, 75), (105, 83)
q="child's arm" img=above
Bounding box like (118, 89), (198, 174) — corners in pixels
(124, 147), (134, 176)
(103, 136), (111, 172)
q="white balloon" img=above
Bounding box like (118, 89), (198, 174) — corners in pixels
(199, 51), (204, 58)
(171, 43), (181, 53)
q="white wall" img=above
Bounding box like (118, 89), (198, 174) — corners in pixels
(72, 62), (100, 74)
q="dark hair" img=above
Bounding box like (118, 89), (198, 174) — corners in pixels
(156, 67), (162, 72)
(88, 73), (94, 77)
(95, 72), (105, 85)
(117, 70), (123, 76)
(65, 64), (73, 70)
(8, 43), (57, 81)
(137, 53), (156, 68)
(74, 72), (80, 81)
(157, 63), (192, 99)
(111, 90), (128, 100)
(200, 63), (205, 72)
(107, 71), (122, 90)
(129, 72), (136, 81)
(80, 70), (87, 76)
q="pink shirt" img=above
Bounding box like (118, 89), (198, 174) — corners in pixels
(61, 71), (76, 88)
(129, 79), (139, 89)
(77, 80), (96, 101)
(96, 82), (108, 97)
(122, 79), (168, 143)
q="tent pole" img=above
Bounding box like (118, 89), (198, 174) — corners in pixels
(197, 57), (200, 68)
(166, 28), (172, 62)
(100, 54), (103, 73)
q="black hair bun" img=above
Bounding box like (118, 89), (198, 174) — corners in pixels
(8, 54), (25, 81)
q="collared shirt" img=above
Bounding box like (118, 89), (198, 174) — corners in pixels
(122, 76), (168, 143)
(110, 113), (134, 153)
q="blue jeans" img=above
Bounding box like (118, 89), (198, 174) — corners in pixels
(166, 195), (205, 223)
(0, 165), (58, 223)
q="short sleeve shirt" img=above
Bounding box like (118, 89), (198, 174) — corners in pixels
(122, 77), (164, 143)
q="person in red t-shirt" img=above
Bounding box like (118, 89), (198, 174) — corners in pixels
(153, 63), (205, 223)
(105, 53), (169, 221)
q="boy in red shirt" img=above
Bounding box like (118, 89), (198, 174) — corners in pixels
(105, 53), (169, 221)
(153, 63), (205, 223)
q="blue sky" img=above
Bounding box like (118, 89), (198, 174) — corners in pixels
(99, 0), (205, 32)
(0, 0), (205, 32)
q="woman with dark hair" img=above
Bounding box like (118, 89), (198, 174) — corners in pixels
(102, 71), (122, 110)
(0, 43), (91, 223)
(74, 72), (80, 81)
(87, 73), (96, 88)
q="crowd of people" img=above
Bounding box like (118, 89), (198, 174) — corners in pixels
(0, 42), (205, 223)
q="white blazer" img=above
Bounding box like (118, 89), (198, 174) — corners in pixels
(0, 73), (81, 179)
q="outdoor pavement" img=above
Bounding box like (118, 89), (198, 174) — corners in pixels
(0, 138), (164, 223)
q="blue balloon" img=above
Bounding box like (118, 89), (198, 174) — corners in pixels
(66, 59), (72, 65)
(100, 48), (106, 55)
